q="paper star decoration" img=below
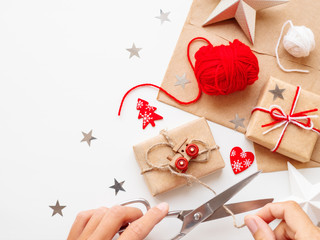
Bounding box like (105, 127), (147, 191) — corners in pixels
(49, 200), (66, 217)
(269, 84), (285, 101)
(230, 114), (245, 130)
(203, 0), (288, 44)
(81, 130), (96, 146)
(137, 98), (163, 129)
(126, 43), (142, 59)
(109, 178), (126, 195)
(156, 9), (170, 24)
(174, 73), (191, 89)
(282, 162), (320, 225)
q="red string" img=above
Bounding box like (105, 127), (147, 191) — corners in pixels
(118, 37), (259, 115)
(118, 38), (210, 116)
(187, 37), (212, 72)
(118, 83), (201, 115)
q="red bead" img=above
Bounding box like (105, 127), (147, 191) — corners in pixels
(175, 157), (188, 172)
(186, 144), (199, 158)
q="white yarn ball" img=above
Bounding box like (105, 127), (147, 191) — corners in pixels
(283, 25), (315, 58)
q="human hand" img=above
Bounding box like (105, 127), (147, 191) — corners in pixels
(67, 202), (169, 240)
(245, 201), (320, 240)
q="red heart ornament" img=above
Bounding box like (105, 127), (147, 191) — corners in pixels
(230, 147), (255, 174)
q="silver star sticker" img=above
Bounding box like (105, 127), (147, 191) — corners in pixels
(49, 200), (66, 217)
(81, 130), (96, 146)
(230, 114), (245, 130)
(126, 43), (142, 59)
(155, 9), (170, 24)
(109, 178), (126, 195)
(174, 73), (191, 89)
(269, 84), (285, 101)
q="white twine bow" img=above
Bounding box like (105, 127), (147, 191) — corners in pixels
(252, 86), (320, 152)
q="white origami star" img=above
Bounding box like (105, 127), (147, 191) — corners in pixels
(203, 0), (288, 44)
(282, 162), (320, 225)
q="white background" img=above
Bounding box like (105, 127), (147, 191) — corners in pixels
(0, 0), (319, 239)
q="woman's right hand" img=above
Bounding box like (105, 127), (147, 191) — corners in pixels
(245, 201), (320, 240)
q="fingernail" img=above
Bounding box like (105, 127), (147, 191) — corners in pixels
(245, 216), (258, 235)
(155, 202), (169, 212)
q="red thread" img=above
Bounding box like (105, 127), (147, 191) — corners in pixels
(252, 86), (320, 152)
(188, 38), (259, 95)
(118, 37), (259, 115)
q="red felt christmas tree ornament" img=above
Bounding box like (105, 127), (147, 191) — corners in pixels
(118, 37), (259, 115)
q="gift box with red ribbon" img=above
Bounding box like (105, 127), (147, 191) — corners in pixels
(246, 77), (320, 163)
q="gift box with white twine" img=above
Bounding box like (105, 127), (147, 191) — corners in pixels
(246, 77), (320, 163)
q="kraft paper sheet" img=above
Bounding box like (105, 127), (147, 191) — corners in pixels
(157, 0), (320, 172)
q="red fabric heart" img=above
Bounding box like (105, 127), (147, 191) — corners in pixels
(230, 147), (255, 174)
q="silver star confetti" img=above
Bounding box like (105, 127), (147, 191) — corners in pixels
(230, 114), (245, 130)
(49, 200), (66, 217)
(155, 9), (170, 24)
(109, 178), (126, 195)
(269, 84), (285, 101)
(174, 73), (191, 89)
(81, 130), (96, 146)
(126, 43), (142, 59)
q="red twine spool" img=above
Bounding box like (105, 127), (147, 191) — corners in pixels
(189, 37), (259, 95)
(118, 37), (259, 115)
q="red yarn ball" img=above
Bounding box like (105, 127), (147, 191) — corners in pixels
(193, 39), (259, 95)
(118, 38), (260, 116)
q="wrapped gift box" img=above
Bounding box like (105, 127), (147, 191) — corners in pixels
(133, 117), (224, 196)
(246, 77), (320, 163)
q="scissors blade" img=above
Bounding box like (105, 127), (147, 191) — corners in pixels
(176, 171), (261, 238)
(204, 198), (273, 221)
(176, 198), (273, 222)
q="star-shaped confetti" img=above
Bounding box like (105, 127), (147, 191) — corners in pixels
(126, 43), (142, 59)
(81, 130), (96, 146)
(174, 73), (191, 89)
(269, 84), (285, 101)
(203, 0), (288, 44)
(230, 114), (245, 130)
(49, 200), (66, 217)
(155, 9), (170, 24)
(109, 178), (126, 195)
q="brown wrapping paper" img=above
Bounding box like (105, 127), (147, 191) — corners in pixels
(157, 0), (320, 171)
(133, 118), (225, 196)
(246, 77), (320, 163)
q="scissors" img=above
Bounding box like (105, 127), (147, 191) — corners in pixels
(120, 171), (272, 239)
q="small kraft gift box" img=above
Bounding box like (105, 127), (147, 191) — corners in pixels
(246, 77), (320, 163)
(133, 117), (225, 196)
